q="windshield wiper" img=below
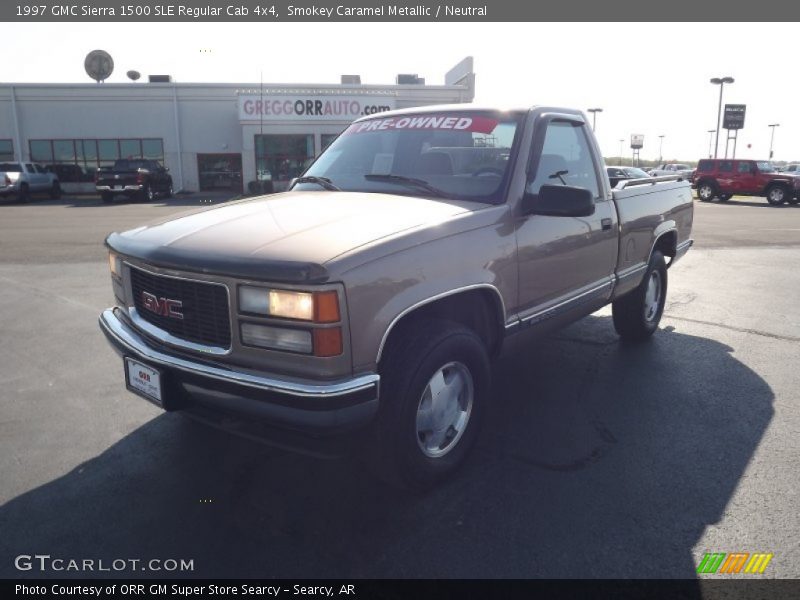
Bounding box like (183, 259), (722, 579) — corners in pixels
(364, 174), (452, 198)
(292, 176), (341, 191)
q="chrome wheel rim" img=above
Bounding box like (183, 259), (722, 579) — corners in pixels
(699, 186), (712, 200)
(416, 361), (474, 458)
(769, 188), (784, 202)
(644, 271), (662, 322)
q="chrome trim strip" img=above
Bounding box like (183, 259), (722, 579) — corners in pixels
(125, 262), (234, 356)
(375, 283), (507, 364)
(100, 309), (379, 399)
(616, 263), (648, 281)
(130, 308), (230, 356)
(519, 278), (614, 325)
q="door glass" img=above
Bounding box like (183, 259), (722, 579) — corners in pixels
(527, 120), (600, 198)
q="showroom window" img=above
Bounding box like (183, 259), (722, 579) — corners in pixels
(254, 134), (314, 191)
(320, 134), (340, 154)
(0, 140), (13, 161)
(28, 138), (164, 182)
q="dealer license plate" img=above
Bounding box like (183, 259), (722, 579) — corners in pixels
(125, 358), (163, 406)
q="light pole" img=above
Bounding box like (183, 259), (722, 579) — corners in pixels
(710, 76), (734, 159)
(658, 135), (665, 163)
(588, 108), (603, 132)
(707, 129), (715, 158)
(768, 123), (780, 160)
(619, 139), (624, 166)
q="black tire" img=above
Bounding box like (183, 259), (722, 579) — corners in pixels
(101, 192), (113, 204)
(371, 320), (491, 490)
(718, 193), (731, 202)
(766, 185), (788, 206)
(141, 185), (155, 202)
(164, 179), (174, 199)
(696, 181), (716, 202)
(612, 251), (668, 342)
(17, 183), (30, 203)
(49, 182), (61, 199)
(788, 196), (799, 206)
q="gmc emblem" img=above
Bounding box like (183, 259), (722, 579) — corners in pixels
(141, 291), (184, 320)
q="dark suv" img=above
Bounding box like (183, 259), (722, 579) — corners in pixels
(692, 159), (800, 205)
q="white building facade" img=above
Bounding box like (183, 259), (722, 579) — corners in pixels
(0, 58), (475, 193)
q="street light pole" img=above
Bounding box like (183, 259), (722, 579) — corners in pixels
(768, 123), (780, 160)
(619, 139), (624, 166)
(658, 135), (665, 163)
(707, 129), (715, 159)
(710, 76), (734, 159)
(588, 108), (603, 132)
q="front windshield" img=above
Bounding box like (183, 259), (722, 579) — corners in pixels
(757, 161), (776, 173)
(299, 111), (523, 203)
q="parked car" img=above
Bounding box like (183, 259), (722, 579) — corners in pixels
(692, 158), (800, 205)
(649, 163), (694, 179)
(95, 159), (173, 203)
(47, 163), (90, 183)
(606, 166), (653, 188)
(780, 163), (800, 174)
(0, 161), (61, 202)
(100, 105), (693, 488)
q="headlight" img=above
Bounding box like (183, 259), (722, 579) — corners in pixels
(108, 252), (122, 278)
(240, 323), (313, 353)
(238, 287), (339, 322)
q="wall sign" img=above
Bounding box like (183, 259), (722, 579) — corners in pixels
(238, 95), (396, 121)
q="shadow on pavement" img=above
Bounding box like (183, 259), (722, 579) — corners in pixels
(0, 316), (773, 580)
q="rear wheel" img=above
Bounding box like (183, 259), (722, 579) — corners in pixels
(696, 182), (716, 202)
(371, 320), (490, 489)
(766, 185), (788, 206)
(164, 180), (174, 198)
(718, 193), (731, 202)
(141, 185), (155, 202)
(612, 251), (667, 342)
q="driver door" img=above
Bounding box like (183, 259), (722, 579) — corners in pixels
(514, 117), (618, 322)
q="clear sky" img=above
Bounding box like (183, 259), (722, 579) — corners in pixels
(5, 22), (798, 162)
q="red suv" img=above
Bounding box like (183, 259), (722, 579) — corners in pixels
(692, 159), (800, 205)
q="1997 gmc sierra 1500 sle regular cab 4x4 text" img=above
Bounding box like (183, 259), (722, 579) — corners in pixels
(99, 105), (693, 488)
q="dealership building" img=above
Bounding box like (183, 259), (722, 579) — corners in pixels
(0, 58), (475, 193)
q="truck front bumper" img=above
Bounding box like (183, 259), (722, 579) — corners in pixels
(99, 308), (380, 445)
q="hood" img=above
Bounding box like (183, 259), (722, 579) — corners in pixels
(107, 191), (478, 283)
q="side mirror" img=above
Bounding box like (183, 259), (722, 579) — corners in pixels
(522, 184), (595, 217)
(288, 177), (298, 190)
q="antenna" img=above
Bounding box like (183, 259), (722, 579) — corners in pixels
(126, 70), (141, 81)
(84, 50), (114, 83)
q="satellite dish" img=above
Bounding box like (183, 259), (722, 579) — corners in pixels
(84, 50), (114, 83)
(126, 70), (141, 81)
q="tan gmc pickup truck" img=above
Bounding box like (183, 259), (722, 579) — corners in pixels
(100, 105), (693, 488)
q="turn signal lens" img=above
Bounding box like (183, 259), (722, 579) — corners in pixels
(108, 252), (122, 278)
(314, 291), (340, 323)
(313, 328), (343, 357)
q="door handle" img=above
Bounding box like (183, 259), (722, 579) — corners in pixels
(601, 218), (613, 230)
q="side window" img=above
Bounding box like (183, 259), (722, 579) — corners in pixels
(737, 162), (751, 173)
(697, 160), (712, 172)
(25, 163), (36, 173)
(719, 161), (733, 173)
(34, 164), (46, 173)
(527, 120), (600, 198)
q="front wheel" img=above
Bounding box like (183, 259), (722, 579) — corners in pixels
(788, 196), (799, 206)
(612, 251), (667, 342)
(17, 184), (30, 203)
(372, 320), (490, 489)
(718, 193), (731, 202)
(49, 182), (61, 199)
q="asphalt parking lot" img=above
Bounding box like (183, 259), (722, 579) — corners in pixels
(1, 193), (799, 579)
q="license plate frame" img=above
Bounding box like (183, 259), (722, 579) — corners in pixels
(124, 357), (163, 407)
